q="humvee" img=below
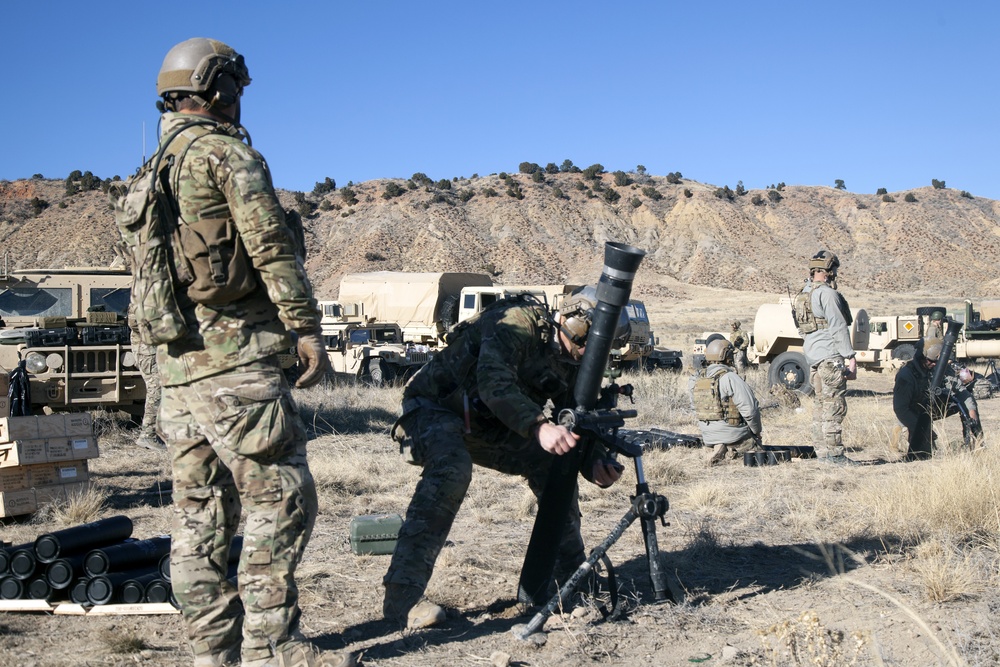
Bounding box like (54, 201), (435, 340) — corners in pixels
(319, 301), (434, 385)
(0, 265), (146, 417)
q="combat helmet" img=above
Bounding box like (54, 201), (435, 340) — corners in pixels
(808, 250), (840, 275)
(930, 310), (945, 321)
(705, 338), (735, 364)
(923, 340), (944, 362)
(558, 286), (631, 349)
(157, 38), (251, 112)
(731, 320), (741, 330)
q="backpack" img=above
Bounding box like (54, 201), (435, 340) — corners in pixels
(693, 367), (743, 426)
(792, 284), (822, 337)
(112, 120), (216, 346)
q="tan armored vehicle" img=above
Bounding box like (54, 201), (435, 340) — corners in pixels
(319, 301), (434, 385)
(0, 265), (146, 417)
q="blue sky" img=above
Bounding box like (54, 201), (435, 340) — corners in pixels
(3, 1), (998, 199)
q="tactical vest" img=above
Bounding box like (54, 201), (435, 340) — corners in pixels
(693, 367), (744, 426)
(793, 284), (827, 336)
(167, 123), (259, 306)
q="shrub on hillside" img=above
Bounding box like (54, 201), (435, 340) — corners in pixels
(518, 162), (541, 174)
(904, 192), (917, 202)
(582, 164), (605, 180)
(30, 197), (49, 216)
(340, 187), (358, 206)
(882, 194), (895, 202)
(552, 187), (564, 199)
(560, 159), (580, 173)
(683, 188), (693, 198)
(876, 187), (888, 195)
(482, 187), (498, 197)
(436, 179), (452, 190)
(932, 179), (946, 189)
(604, 188), (621, 204)
(613, 170), (632, 187)
(960, 190), (973, 199)
(642, 186), (663, 201)
(834, 179), (846, 190)
(411, 172), (433, 186)
(531, 171), (545, 183)
(629, 197), (642, 208)
(545, 163), (559, 174)
(382, 182), (406, 199)
(666, 172), (682, 185)
(767, 189), (782, 203)
(751, 194), (765, 206)
(507, 183), (524, 200)
(312, 177), (336, 196)
(458, 189), (475, 202)
(713, 186), (735, 201)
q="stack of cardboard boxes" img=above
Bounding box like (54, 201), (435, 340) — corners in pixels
(0, 408), (98, 518)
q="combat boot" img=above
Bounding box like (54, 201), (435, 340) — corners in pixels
(135, 431), (166, 451)
(383, 583), (445, 629)
(241, 641), (358, 667)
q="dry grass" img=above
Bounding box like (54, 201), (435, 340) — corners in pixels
(99, 627), (150, 654)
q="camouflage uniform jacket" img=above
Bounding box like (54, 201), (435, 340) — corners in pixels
(731, 327), (749, 352)
(401, 301), (609, 480)
(156, 112), (320, 386)
(802, 280), (854, 367)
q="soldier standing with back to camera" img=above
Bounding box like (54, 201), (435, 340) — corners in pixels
(798, 250), (857, 465)
(730, 319), (749, 378)
(689, 338), (762, 465)
(125, 38), (350, 667)
(382, 289), (626, 629)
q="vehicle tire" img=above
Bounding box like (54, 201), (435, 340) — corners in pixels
(364, 358), (387, 387)
(768, 351), (812, 395)
(891, 343), (916, 361)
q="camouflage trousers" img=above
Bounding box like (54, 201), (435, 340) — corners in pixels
(130, 331), (161, 437)
(810, 356), (848, 456)
(733, 350), (748, 378)
(384, 398), (585, 596)
(159, 357), (317, 665)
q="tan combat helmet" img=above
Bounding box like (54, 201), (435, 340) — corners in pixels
(558, 286), (630, 348)
(705, 338), (735, 365)
(157, 38), (251, 112)
(808, 250), (840, 275)
(923, 340), (944, 362)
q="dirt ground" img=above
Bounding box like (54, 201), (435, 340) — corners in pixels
(2, 283), (998, 667)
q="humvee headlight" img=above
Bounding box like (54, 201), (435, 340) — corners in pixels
(45, 353), (63, 370)
(122, 351), (137, 368)
(25, 352), (47, 374)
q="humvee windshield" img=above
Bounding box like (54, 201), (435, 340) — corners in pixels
(91, 287), (131, 317)
(0, 287), (72, 318)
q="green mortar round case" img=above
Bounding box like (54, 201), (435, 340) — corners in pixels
(349, 514), (403, 555)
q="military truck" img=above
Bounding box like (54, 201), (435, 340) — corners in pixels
(0, 265), (146, 417)
(318, 301), (434, 385)
(698, 297), (1000, 394)
(338, 272), (494, 346)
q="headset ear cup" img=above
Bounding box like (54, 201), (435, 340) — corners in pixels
(563, 315), (589, 344)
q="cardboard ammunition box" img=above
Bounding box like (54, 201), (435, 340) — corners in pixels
(0, 488), (36, 518)
(0, 416), (40, 442)
(0, 466), (30, 491)
(349, 514), (403, 555)
(64, 412), (95, 436)
(37, 414), (70, 439)
(0, 437), (98, 468)
(24, 461), (90, 489)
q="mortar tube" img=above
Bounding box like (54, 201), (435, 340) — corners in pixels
(0, 576), (24, 600)
(34, 515), (133, 564)
(84, 536), (169, 577)
(8, 548), (36, 581)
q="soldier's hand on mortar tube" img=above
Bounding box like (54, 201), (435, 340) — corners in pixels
(593, 458), (624, 488)
(535, 422), (580, 455)
(295, 331), (332, 389)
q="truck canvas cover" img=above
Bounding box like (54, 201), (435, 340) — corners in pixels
(338, 272), (493, 341)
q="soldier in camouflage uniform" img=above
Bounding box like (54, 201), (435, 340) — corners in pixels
(382, 292), (626, 629)
(729, 320), (749, 378)
(801, 251), (858, 465)
(143, 39), (346, 667)
(925, 310), (945, 340)
(128, 316), (164, 450)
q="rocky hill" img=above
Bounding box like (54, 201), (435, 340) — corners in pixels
(3, 170), (999, 301)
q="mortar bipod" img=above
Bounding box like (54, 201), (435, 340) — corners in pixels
(513, 442), (674, 641)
